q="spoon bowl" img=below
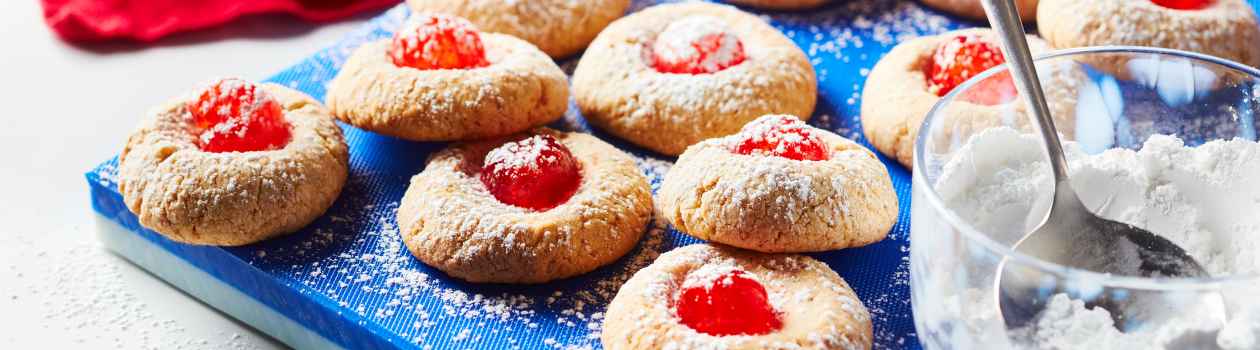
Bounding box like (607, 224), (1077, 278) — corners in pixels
(995, 183), (1211, 328)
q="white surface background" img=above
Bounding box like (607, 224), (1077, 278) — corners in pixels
(0, 1), (383, 348)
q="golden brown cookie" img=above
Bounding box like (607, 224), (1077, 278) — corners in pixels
(396, 128), (653, 284)
(326, 14), (569, 142)
(602, 244), (873, 350)
(860, 28), (1081, 168)
(724, 0), (829, 10)
(572, 2), (817, 156)
(118, 78), (349, 246)
(1038, 0), (1260, 68)
(405, 0), (630, 58)
(920, 0), (1038, 22)
(657, 115), (898, 253)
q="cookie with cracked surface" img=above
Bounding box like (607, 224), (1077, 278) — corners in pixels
(572, 2), (817, 156)
(723, 0), (829, 10)
(920, 0), (1038, 22)
(1038, 0), (1260, 69)
(602, 244), (873, 350)
(326, 13), (569, 142)
(118, 78), (350, 246)
(405, 0), (630, 58)
(657, 115), (897, 253)
(397, 128), (653, 284)
(861, 28), (1082, 168)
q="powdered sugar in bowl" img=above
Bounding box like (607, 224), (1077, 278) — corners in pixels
(910, 47), (1260, 349)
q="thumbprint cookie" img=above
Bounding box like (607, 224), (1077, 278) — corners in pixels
(118, 78), (349, 246)
(658, 115), (898, 253)
(572, 2), (817, 156)
(396, 128), (653, 283)
(326, 13), (569, 141)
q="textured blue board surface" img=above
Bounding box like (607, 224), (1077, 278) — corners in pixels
(89, 1), (1260, 349)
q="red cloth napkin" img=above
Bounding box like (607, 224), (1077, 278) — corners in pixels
(42, 0), (400, 42)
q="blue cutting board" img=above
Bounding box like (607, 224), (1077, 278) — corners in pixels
(86, 1), (1211, 348)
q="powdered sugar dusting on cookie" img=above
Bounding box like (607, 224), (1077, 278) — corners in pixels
(484, 135), (557, 171)
(678, 136), (832, 227)
(133, 151), (312, 213)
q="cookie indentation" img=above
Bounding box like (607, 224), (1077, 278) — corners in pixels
(1151, 0), (1214, 10)
(676, 269), (782, 336)
(651, 16), (746, 74)
(480, 134), (581, 211)
(925, 33), (1014, 105)
(187, 78), (291, 153)
(731, 115), (829, 161)
(389, 13), (489, 70)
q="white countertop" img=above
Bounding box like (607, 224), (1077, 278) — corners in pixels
(0, 1), (382, 348)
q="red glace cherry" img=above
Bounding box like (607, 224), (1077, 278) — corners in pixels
(926, 34), (1017, 105)
(389, 13), (490, 70)
(186, 78), (291, 153)
(479, 134), (581, 211)
(651, 16), (747, 74)
(732, 115), (830, 161)
(1151, 0), (1214, 10)
(675, 270), (783, 336)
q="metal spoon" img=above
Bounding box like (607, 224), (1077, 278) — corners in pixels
(978, 0), (1211, 330)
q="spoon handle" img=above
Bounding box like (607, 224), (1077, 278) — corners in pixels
(979, 0), (1070, 183)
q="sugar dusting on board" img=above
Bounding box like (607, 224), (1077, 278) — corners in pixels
(267, 214), (646, 349)
(247, 155), (675, 349)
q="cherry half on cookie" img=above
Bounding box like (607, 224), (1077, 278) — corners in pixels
(732, 115), (830, 161)
(1151, 0), (1214, 10)
(651, 16), (747, 74)
(186, 78), (292, 153)
(676, 270), (783, 336)
(480, 134), (582, 211)
(389, 13), (490, 70)
(926, 33), (1017, 105)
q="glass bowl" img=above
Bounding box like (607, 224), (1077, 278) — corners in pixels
(910, 46), (1260, 349)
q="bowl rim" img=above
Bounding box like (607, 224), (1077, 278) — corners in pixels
(913, 45), (1260, 291)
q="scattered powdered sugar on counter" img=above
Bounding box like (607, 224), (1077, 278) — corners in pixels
(929, 127), (1260, 349)
(3, 228), (267, 350)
